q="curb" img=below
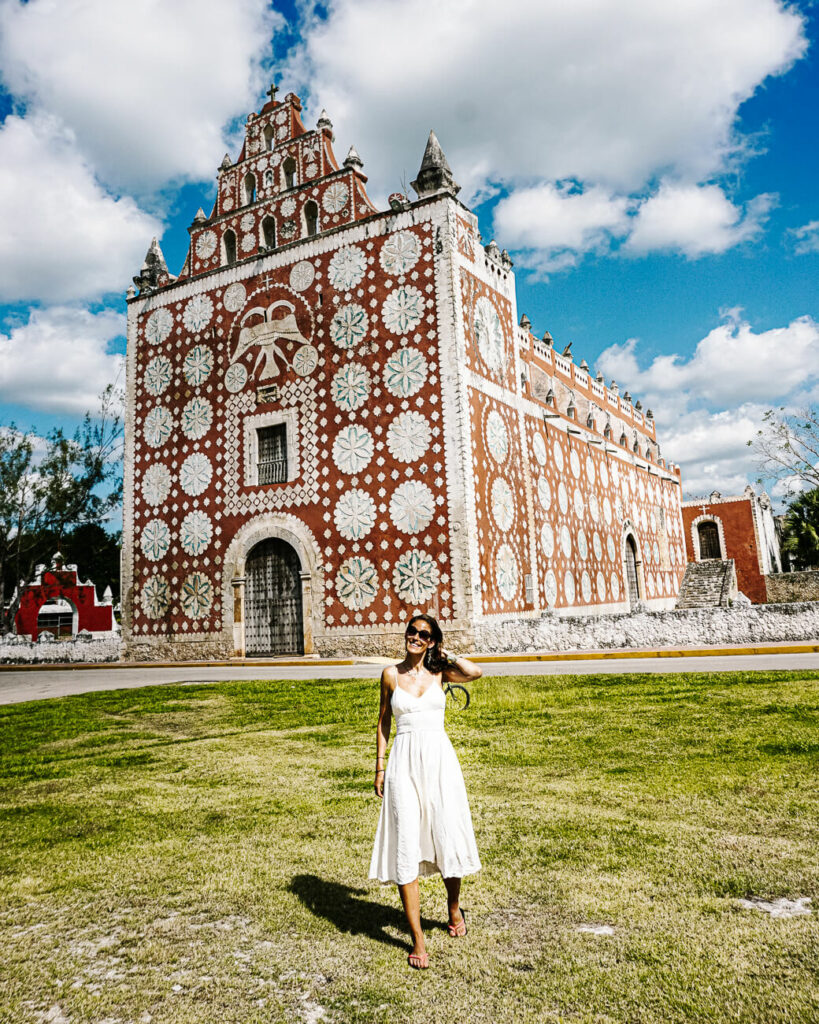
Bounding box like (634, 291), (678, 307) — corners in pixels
(1, 644), (818, 672)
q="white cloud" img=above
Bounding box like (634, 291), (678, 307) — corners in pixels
(493, 183), (631, 273)
(0, 114), (162, 303)
(788, 220), (819, 255)
(0, 305), (124, 414)
(287, 0), (806, 202)
(596, 311), (819, 415)
(0, 0), (280, 192)
(624, 182), (775, 257)
(595, 312), (819, 498)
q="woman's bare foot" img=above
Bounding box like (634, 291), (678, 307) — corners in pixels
(447, 907), (467, 937)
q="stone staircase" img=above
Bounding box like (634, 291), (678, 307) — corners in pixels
(676, 559), (737, 609)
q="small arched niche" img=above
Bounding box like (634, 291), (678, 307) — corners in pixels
(261, 216), (276, 250)
(223, 228), (237, 265)
(283, 155), (296, 189)
(304, 200), (319, 237)
(263, 124), (274, 150)
(243, 172), (256, 205)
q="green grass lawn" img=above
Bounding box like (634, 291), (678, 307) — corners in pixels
(1, 670), (818, 1024)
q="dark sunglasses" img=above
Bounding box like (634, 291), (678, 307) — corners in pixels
(405, 626), (433, 642)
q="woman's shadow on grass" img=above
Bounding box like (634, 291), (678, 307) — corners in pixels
(289, 874), (444, 950)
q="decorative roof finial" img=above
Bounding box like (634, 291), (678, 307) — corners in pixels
(519, 313), (531, 330)
(344, 145), (363, 170)
(410, 130), (460, 198)
(219, 153), (232, 172)
(317, 108), (333, 132)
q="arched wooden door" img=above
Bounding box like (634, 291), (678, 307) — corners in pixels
(624, 535), (640, 608)
(245, 539), (304, 656)
(698, 521), (721, 559)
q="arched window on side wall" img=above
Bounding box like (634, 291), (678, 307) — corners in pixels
(698, 521), (722, 560)
(283, 156), (296, 189)
(263, 125), (274, 150)
(261, 216), (276, 250)
(304, 200), (319, 237)
(244, 172), (256, 205)
(224, 228), (237, 265)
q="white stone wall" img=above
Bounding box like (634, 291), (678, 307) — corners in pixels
(473, 602), (819, 653)
(0, 634), (122, 664)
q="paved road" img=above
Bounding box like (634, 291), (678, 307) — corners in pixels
(2, 652), (819, 705)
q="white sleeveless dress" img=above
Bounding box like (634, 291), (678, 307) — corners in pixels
(368, 678), (482, 885)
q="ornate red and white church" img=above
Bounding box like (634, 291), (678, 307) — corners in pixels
(122, 87), (688, 660)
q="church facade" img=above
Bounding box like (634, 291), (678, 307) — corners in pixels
(122, 88), (688, 660)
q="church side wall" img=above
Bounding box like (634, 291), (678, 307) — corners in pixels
(682, 498), (767, 603)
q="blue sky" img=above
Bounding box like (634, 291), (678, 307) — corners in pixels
(0, 0), (816, 506)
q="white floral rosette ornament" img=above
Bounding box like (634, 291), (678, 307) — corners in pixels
(490, 477), (515, 531)
(140, 519), (170, 561)
(485, 410), (509, 463)
(183, 295), (213, 333)
(289, 261), (315, 292)
(382, 285), (425, 335)
(379, 230), (421, 275)
(143, 406), (173, 448)
(145, 307), (173, 344)
(564, 571), (576, 605)
(332, 425), (374, 475)
(141, 575), (170, 619)
(334, 488), (376, 541)
(335, 556), (378, 610)
(196, 231), (217, 259)
(328, 246), (367, 291)
(495, 543), (519, 601)
(323, 182), (349, 213)
(473, 296), (505, 371)
(183, 344), (213, 386)
(390, 480), (435, 534)
(392, 549), (440, 604)
(383, 347), (426, 397)
(223, 282), (247, 312)
(537, 476), (552, 510)
(180, 510), (213, 556)
(181, 396), (213, 440)
(597, 571), (607, 600)
(330, 363), (370, 411)
(386, 411), (431, 463)
(544, 569), (558, 607)
(144, 355), (172, 397)
(330, 304), (368, 349)
(141, 463), (171, 506)
(531, 433), (547, 466)
(224, 363), (248, 393)
(540, 523), (555, 558)
(179, 452), (213, 496)
(181, 572), (212, 619)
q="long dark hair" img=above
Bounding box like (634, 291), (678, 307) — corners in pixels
(406, 613), (447, 673)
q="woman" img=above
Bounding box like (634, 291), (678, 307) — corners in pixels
(368, 613), (482, 969)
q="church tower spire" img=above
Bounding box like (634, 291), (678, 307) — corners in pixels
(411, 130), (460, 199)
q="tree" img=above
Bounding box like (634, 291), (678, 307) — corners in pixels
(781, 488), (819, 571)
(0, 384), (122, 634)
(749, 405), (819, 497)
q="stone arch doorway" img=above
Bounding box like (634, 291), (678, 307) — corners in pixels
(624, 533), (641, 609)
(244, 538), (304, 656)
(697, 520), (722, 559)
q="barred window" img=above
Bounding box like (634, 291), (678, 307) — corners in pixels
(257, 424), (287, 484)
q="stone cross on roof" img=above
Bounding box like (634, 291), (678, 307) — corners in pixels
(266, 82), (279, 104)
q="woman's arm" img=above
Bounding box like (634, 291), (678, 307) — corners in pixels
(441, 651), (482, 683)
(374, 666), (394, 798)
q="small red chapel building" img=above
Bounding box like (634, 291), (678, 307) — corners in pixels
(14, 555), (115, 640)
(681, 488), (782, 603)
